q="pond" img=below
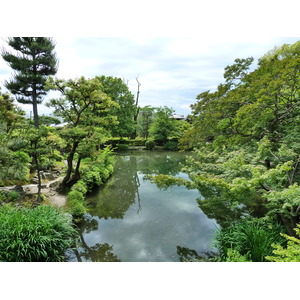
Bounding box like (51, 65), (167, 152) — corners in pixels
(67, 151), (219, 262)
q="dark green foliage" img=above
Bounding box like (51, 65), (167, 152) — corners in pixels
(2, 37), (58, 127)
(39, 115), (61, 126)
(80, 166), (103, 191)
(46, 76), (115, 189)
(0, 90), (30, 185)
(145, 139), (156, 150)
(106, 138), (147, 148)
(149, 106), (177, 144)
(96, 76), (136, 138)
(163, 141), (179, 151)
(137, 105), (156, 138)
(0, 205), (77, 262)
(66, 149), (114, 219)
(117, 144), (129, 151)
(7, 190), (20, 202)
(0, 191), (5, 202)
(214, 218), (286, 262)
(67, 189), (87, 218)
(128, 138), (147, 147)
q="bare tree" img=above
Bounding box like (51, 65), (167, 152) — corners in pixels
(131, 75), (141, 139)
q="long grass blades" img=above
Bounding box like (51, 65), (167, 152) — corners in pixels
(0, 204), (78, 262)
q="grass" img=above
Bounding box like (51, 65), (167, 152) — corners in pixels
(0, 204), (78, 262)
(214, 218), (286, 262)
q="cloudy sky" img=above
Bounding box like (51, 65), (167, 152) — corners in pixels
(1, 36), (299, 117)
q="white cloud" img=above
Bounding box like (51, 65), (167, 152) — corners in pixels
(1, 36), (299, 116)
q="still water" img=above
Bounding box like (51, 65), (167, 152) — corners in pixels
(68, 151), (218, 262)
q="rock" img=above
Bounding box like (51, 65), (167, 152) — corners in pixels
(51, 168), (61, 175)
(49, 180), (61, 188)
(43, 172), (55, 180)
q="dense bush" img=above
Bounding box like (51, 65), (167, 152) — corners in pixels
(67, 149), (115, 219)
(7, 190), (20, 202)
(214, 218), (286, 262)
(81, 166), (103, 191)
(0, 191), (5, 202)
(67, 188), (87, 218)
(0, 205), (77, 262)
(117, 144), (129, 151)
(163, 141), (179, 151)
(106, 138), (147, 148)
(266, 223), (300, 262)
(145, 139), (156, 150)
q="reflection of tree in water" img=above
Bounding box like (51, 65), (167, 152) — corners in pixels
(73, 215), (120, 262)
(197, 196), (267, 229)
(137, 152), (187, 176)
(74, 242), (120, 262)
(87, 151), (190, 220)
(73, 151), (195, 261)
(176, 246), (216, 262)
(87, 155), (140, 219)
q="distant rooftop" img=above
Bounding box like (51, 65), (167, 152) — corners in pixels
(172, 114), (185, 120)
(49, 122), (69, 128)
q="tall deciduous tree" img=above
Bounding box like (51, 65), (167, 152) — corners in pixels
(149, 106), (177, 144)
(137, 105), (156, 138)
(96, 76), (136, 138)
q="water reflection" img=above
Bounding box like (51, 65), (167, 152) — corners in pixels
(87, 155), (140, 219)
(70, 151), (218, 262)
(176, 246), (217, 262)
(72, 216), (120, 262)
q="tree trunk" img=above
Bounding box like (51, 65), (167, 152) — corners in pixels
(33, 142), (42, 201)
(131, 76), (141, 139)
(67, 156), (82, 187)
(32, 86), (42, 201)
(60, 141), (79, 189)
(32, 88), (39, 128)
(280, 215), (297, 237)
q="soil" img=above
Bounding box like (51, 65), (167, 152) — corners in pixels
(25, 178), (67, 208)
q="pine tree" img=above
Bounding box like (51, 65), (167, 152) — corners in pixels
(2, 37), (58, 127)
(1, 37), (58, 201)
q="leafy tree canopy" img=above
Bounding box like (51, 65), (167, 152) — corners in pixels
(96, 75), (136, 138)
(171, 41), (300, 235)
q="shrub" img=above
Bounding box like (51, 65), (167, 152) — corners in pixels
(0, 205), (78, 262)
(71, 180), (88, 195)
(128, 139), (146, 147)
(81, 166), (103, 191)
(7, 190), (20, 202)
(266, 223), (300, 262)
(163, 141), (179, 151)
(117, 144), (129, 151)
(225, 249), (249, 262)
(145, 139), (156, 150)
(67, 190), (87, 218)
(70, 201), (86, 219)
(214, 218), (286, 262)
(66, 148), (115, 219)
(0, 191), (5, 202)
